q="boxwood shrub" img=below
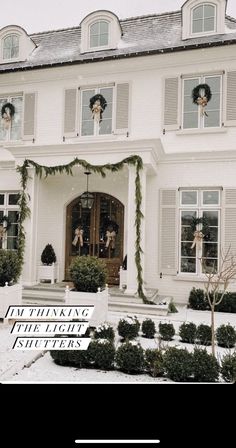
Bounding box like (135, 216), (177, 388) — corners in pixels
(221, 353), (236, 383)
(141, 319), (156, 339)
(179, 322), (197, 344)
(163, 347), (193, 382)
(69, 255), (106, 292)
(188, 288), (236, 313)
(196, 324), (212, 346)
(94, 323), (115, 342)
(88, 340), (115, 370)
(0, 249), (21, 287)
(118, 316), (140, 341)
(158, 322), (175, 341)
(115, 341), (145, 374)
(145, 349), (164, 377)
(216, 324), (236, 348)
(193, 348), (220, 382)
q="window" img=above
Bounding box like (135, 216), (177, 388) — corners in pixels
(3, 34), (19, 60)
(0, 95), (23, 141)
(183, 75), (221, 129)
(180, 189), (220, 275)
(81, 87), (113, 136)
(0, 192), (20, 250)
(90, 21), (109, 48)
(192, 4), (216, 34)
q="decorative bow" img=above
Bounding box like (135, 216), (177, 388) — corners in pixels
(72, 228), (84, 247)
(191, 230), (204, 249)
(105, 230), (116, 249)
(0, 225), (6, 241)
(197, 96), (208, 117)
(92, 100), (103, 123)
(2, 107), (12, 129)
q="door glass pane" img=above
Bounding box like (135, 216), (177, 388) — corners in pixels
(71, 201), (91, 256)
(8, 193), (20, 205)
(99, 195), (122, 259)
(181, 210), (197, 273)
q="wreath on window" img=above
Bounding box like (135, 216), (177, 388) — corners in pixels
(192, 84), (212, 117)
(0, 215), (11, 231)
(190, 216), (210, 249)
(89, 94), (107, 123)
(1, 102), (15, 129)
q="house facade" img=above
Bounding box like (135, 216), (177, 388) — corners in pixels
(1, 0), (236, 303)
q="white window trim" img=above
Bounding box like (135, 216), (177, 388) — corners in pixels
(181, 0), (225, 40)
(89, 20), (110, 51)
(182, 73), (223, 130)
(80, 85), (115, 138)
(2, 33), (20, 62)
(190, 3), (217, 37)
(179, 189), (221, 276)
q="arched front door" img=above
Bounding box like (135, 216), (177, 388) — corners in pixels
(65, 193), (124, 285)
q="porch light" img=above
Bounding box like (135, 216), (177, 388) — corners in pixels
(80, 170), (94, 209)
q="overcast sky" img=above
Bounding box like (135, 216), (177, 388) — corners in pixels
(0, 0), (236, 33)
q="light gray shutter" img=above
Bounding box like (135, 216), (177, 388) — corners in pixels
(225, 71), (236, 126)
(163, 77), (179, 132)
(224, 189), (236, 256)
(64, 88), (78, 137)
(159, 189), (178, 275)
(23, 92), (36, 140)
(115, 83), (129, 134)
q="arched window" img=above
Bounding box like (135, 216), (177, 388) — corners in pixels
(192, 4), (216, 34)
(3, 34), (19, 59)
(89, 21), (109, 48)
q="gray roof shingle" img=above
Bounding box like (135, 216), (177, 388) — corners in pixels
(1, 11), (236, 73)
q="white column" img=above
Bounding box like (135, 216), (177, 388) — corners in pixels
(125, 165), (137, 295)
(140, 166), (147, 294)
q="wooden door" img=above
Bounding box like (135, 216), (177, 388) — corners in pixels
(65, 193), (124, 285)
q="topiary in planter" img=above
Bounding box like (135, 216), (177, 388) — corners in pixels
(41, 244), (56, 265)
(196, 324), (212, 346)
(216, 324), (236, 348)
(0, 249), (21, 287)
(221, 353), (236, 383)
(145, 349), (164, 377)
(163, 347), (193, 382)
(118, 316), (140, 341)
(141, 319), (156, 339)
(158, 322), (175, 341)
(115, 341), (145, 374)
(193, 348), (220, 382)
(88, 339), (115, 370)
(94, 323), (115, 342)
(69, 256), (107, 292)
(179, 322), (197, 344)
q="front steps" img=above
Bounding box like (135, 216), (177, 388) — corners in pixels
(22, 284), (172, 316)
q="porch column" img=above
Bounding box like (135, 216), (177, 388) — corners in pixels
(125, 165), (147, 295)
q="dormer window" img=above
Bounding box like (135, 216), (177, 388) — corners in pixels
(3, 34), (19, 60)
(90, 21), (109, 49)
(192, 4), (216, 34)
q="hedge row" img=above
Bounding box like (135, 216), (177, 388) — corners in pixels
(188, 288), (236, 313)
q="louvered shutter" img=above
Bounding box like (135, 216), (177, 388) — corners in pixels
(224, 71), (236, 126)
(163, 77), (180, 132)
(115, 83), (129, 134)
(223, 189), (236, 255)
(159, 189), (178, 275)
(23, 92), (36, 140)
(63, 88), (78, 137)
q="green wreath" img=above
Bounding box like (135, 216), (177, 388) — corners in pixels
(0, 215), (11, 231)
(1, 102), (15, 119)
(190, 216), (210, 240)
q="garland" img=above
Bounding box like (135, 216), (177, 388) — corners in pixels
(192, 84), (212, 117)
(0, 215), (11, 231)
(16, 155), (149, 303)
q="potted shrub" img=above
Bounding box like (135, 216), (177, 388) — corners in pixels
(65, 256), (108, 328)
(0, 249), (22, 319)
(37, 244), (58, 284)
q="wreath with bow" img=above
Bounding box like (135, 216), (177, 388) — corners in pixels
(1, 102), (15, 129)
(89, 94), (107, 123)
(190, 216), (210, 249)
(192, 84), (212, 117)
(0, 215), (11, 231)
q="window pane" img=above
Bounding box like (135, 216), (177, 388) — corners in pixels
(8, 210), (19, 223)
(181, 211), (196, 225)
(100, 21), (108, 33)
(181, 242), (196, 257)
(184, 78), (199, 94)
(203, 258), (218, 273)
(0, 194), (4, 205)
(181, 258), (196, 273)
(203, 243), (218, 258)
(203, 191), (219, 205)
(7, 238), (17, 250)
(184, 96), (196, 112)
(7, 223), (18, 237)
(10, 97), (23, 141)
(204, 17), (215, 32)
(206, 227), (218, 242)
(205, 76), (221, 93)
(183, 112), (198, 129)
(0, 98), (8, 141)
(100, 33), (108, 46)
(82, 105), (92, 120)
(192, 19), (203, 33)
(90, 22), (99, 34)
(100, 87), (113, 103)
(193, 6), (203, 20)
(82, 121), (94, 136)
(204, 110), (220, 127)
(83, 90), (95, 105)
(203, 210), (218, 226)
(182, 191), (197, 205)
(204, 5), (215, 18)
(8, 193), (20, 205)
(181, 226), (194, 241)
(102, 103), (112, 119)
(90, 35), (99, 48)
(99, 119), (112, 135)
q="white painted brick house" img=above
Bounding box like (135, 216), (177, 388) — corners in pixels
(1, 0), (236, 303)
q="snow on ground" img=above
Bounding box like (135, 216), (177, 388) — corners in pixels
(1, 305), (236, 383)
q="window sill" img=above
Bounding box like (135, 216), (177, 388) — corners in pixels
(174, 275), (207, 282)
(176, 128), (227, 136)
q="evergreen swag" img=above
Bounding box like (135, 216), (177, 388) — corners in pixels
(16, 155), (148, 302)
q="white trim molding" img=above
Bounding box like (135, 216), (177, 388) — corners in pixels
(182, 0), (227, 40)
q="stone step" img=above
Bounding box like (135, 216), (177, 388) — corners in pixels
(108, 300), (168, 316)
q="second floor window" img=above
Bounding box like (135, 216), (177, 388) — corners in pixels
(183, 75), (221, 129)
(0, 95), (23, 141)
(3, 34), (19, 60)
(192, 4), (216, 34)
(90, 21), (109, 49)
(81, 87), (113, 136)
